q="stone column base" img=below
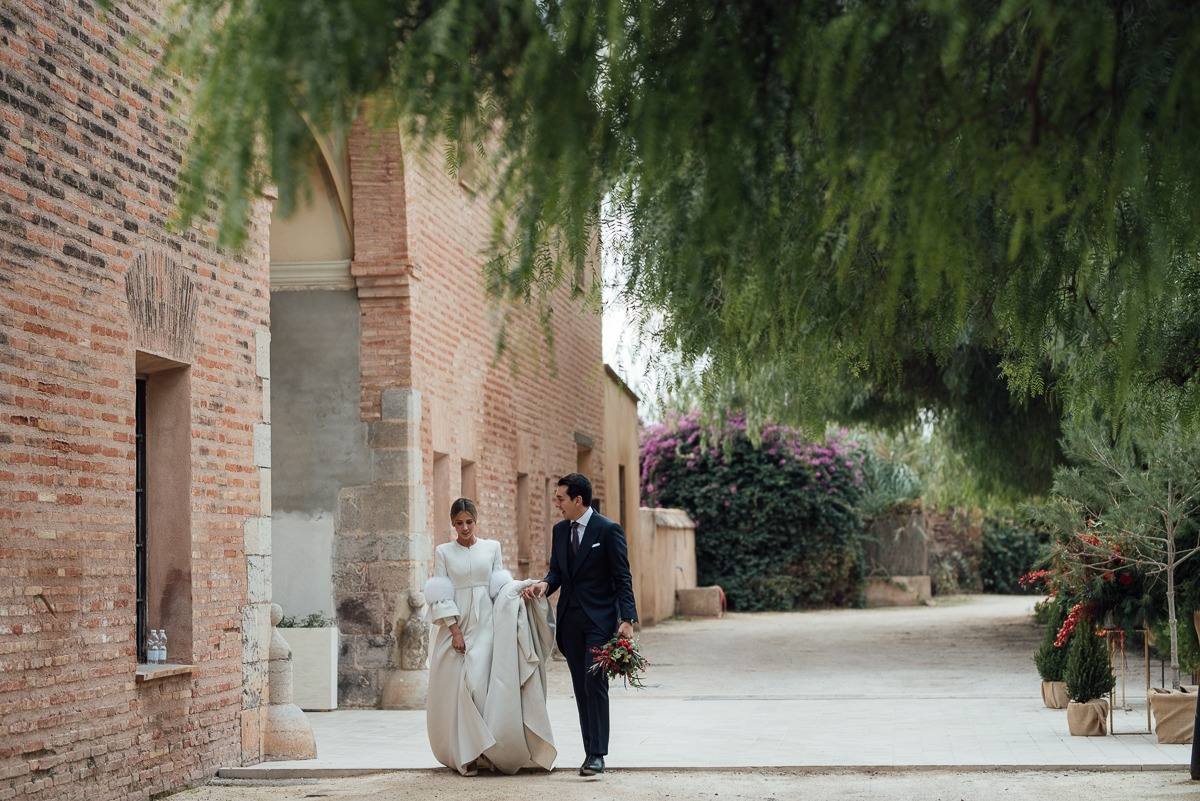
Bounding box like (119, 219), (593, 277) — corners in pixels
(263, 703), (318, 761)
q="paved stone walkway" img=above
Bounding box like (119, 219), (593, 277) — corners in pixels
(223, 595), (1190, 776)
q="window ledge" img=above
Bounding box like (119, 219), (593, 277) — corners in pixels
(135, 663), (194, 683)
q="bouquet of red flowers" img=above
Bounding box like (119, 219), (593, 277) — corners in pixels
(588, 634), (649, 689)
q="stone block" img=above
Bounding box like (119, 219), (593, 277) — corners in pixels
(333, 532), (379, 566)
(676, 586), (724, 617)
(247, 555), (271, 604)
(242, 603), (272, 665)
(261, 378), (271, 423)
(241, 660), (267, 710)
(381, 668), (428, 710)
(332, 564), (369, 595)
(371, 448), (422, 484)
(367, 421), (414, 451)
(410, 493), (427, 540)
(864, 575), (932, 607)
(356, 635), (396, 671)
(334, 532), (430, 566)
(255, 330), (271, 379)
(243, 517), (271, 558)
(382, 532), (429, 563)
(259, 467), (272, 517)
(253, 423), (271, 468)
(336, 485), (411, 534)
(335, 594), (386, 635)
(381, 387), (421, 424)
(337, 668), (379, 709)
(239, 707), (263, 763)
(366, 561), (422, 596)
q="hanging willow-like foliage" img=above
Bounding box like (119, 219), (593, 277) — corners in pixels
(151, 0), (1200, 492)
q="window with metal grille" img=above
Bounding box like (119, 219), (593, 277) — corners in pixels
(135, 376), (148, 663)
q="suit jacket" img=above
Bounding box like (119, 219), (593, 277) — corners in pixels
(543, 511), (638, 635)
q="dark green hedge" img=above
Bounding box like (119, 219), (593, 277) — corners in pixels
(980, 516), (1049, 594)
(641, 414), (866, 611)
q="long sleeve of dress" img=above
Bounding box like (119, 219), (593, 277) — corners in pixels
(426, 547), (460, 626)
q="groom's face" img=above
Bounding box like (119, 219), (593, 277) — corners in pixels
(553, 485), (584, 520)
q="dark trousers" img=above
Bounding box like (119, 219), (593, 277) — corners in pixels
(556, 604), (610, 756)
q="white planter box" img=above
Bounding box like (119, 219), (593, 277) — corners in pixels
(283, 627), (339, 711)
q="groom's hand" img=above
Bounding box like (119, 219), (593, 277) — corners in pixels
(617, 620), (634, 639)
(522, 581), (549, 600)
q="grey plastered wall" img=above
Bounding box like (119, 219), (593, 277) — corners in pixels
(270, 289), (370, 618)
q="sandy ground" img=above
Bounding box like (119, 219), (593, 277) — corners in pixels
(186, 768), (1200, 801)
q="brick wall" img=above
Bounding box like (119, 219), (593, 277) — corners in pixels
(398, 144), (606, 576)
(0, 2), (270, 799)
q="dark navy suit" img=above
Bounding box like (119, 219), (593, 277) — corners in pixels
(543, 510), (638, 757)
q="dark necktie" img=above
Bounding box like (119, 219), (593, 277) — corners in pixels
(571, 521), (581, 556)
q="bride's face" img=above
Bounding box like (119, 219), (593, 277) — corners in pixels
(452, 511), (477, 540)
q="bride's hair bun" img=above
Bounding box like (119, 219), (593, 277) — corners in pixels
(450, 497), (477, 520)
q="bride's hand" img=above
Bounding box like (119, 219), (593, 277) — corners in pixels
(522, 581), (548, 600)
(451, 629), (466, 654)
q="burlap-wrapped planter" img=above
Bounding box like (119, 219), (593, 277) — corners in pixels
(1066, 699), (1109, 736)
(1041, 680), (1069, 709)
(1149, 688), (1196, 744)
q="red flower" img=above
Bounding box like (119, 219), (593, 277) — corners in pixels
(1018, 569), (1051, 588)
(1118, 573), (1134, 586)
(1055, 603), (1087, 648)
(1102, 571), (1114, 582)
(589, 634), (649, 689)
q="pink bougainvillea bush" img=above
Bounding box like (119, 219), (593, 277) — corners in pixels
(640, 412), (866, 611)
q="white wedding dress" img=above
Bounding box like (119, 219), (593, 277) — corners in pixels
(424, 539), (556, 775)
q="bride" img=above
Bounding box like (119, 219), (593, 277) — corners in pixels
(423, 498), (556, 775)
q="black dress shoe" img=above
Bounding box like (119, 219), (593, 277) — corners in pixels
(579, 755), (605, 776)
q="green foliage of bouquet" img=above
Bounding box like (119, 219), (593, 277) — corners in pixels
(589, 635), (649, 689)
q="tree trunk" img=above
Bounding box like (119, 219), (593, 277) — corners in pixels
(1168, 512), (1181, 690)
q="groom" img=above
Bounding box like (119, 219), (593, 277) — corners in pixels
(523, 473), (638, 776)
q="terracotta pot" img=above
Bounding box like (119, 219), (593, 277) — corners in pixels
(1040, 680), (1069, 709)
(1066, 699), (1109, 736)
(1149, 688), (1196, 744)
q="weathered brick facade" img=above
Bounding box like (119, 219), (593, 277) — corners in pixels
(399, 143), (607, 562)
(1, 2), (272, 799)
(311, 124), (607, 706)
(2, 2), (608, 799)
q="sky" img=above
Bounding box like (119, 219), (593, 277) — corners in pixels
(600, 240), (662, 418)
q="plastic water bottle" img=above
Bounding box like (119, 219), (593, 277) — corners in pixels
(146, 629), (159, 664)
(158, 629), (168, 664)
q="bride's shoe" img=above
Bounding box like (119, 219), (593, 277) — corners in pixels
(462, 761), (478, 777)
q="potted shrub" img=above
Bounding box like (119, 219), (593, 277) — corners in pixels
(1036, 422), (1200, 741)
(1147, 617), (1200, 743)
(278, 612), (339, 711)
(1063, 619), (1115, 736)
(1034, 598), (1070, 708)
